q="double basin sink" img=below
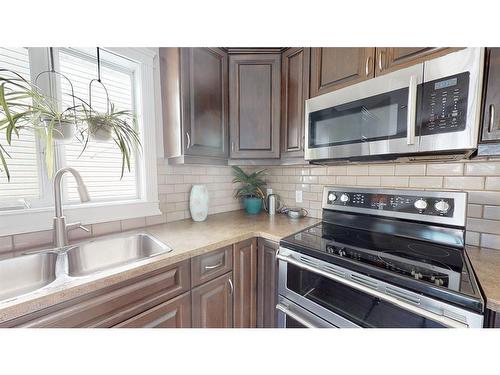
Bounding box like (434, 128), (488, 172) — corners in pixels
(0, 233), (172, 303)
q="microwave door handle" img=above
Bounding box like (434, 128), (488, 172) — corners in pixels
(276, 252), (468, 328)
(407, 75), (418, 145)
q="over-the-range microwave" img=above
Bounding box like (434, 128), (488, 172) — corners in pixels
(304, 48), (485, 162)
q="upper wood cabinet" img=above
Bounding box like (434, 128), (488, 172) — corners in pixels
(375, 47), (458, 76)
(480, 48), (500, 143)
(281, 48), (310, 158)
(191, 272), (234, 328)
(310, 48), (375, 97)
(233, 238), (257, 328)
(229, 53), (281, 159)
(159, 48), (229, 165)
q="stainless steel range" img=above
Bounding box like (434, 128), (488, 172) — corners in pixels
(277, 186), (484, 328)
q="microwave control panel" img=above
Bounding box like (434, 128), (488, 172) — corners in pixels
(420, 72), (469, 135)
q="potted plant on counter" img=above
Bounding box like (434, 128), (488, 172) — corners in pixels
(232, 166), (267, 215)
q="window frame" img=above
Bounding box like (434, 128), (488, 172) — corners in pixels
(0, 47), (161, 236)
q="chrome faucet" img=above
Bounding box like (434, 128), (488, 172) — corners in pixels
(53, 167), (91, 248)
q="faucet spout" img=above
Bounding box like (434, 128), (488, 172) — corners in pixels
(53, 167), (90, 247)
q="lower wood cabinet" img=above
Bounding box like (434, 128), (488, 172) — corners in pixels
(233, 238), (257, 328)
(115, 292), (191, 328)
(257, 238), (280, 328)
(191, 272), (234, 328)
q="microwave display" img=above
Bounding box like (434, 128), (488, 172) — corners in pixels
(420, 72), (469, 135)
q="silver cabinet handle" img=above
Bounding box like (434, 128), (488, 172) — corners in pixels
(365, 55), (372, 77)
(276, 252), (468, 328)
(228, 278), (234, 295)
(378, 50), (385, 71)
(276, 303), (318, 328)
(204, 260), (223, 270)
(488, 104), (496, 133)
(186, 131), (191, 149)
(407, 75), (418, 145)
(231, 141), (235, 152)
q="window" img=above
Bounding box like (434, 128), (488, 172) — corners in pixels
(58, 48), (139, 203)
(0, 48), (42, 209)
(0, 47), (160, 235)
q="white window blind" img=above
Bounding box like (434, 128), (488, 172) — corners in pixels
(58, 49), (138, 203)
(0, 47), (41, 205)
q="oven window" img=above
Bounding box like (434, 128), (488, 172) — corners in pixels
(308, 87), (410, 148)
(286, 264), (444, 328)
(285, 316), (307, 328)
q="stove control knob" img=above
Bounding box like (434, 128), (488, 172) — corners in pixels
(340, 193), (350, 203)
(434, 200), (450, 214)
(414, 199), (428, 211)
(328, 193), (337, 202)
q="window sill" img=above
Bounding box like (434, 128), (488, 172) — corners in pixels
(0, 200), (161, 236)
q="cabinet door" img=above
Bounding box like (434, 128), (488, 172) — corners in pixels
(257, 239), (279, 328)
(233, 238), (257, 328)
(180, 48), (228, 158)
(229, 54), (281, 159)
(192, 272), (233, 328)
(281, 48), (310, 158)
(375, 47), (456, 76)
(481, 48), (500, 142)
(310, 48), (375, 97)
(114, 292), (191, 328)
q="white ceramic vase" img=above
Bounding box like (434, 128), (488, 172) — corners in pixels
(189, 184), (209, 222)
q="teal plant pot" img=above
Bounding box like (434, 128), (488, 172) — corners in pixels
(243, 197), (262, 215)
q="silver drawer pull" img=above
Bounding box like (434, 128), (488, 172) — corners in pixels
(204, 260), (223, 270)
(276, 303), (318, 328)
(488, 104), (496, 133)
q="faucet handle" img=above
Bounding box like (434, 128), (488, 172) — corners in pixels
(67, 222), (90, 233)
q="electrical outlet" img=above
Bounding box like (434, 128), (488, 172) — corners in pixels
(266, 188), (273, 197)
(295, 190), (303, 203)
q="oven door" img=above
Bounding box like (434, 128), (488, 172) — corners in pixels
(276, 296), (336, 328)
(277, 248), (473, 328)
(305, 64), (423, 161)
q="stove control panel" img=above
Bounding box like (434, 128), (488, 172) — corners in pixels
(324, 188), (462, 219)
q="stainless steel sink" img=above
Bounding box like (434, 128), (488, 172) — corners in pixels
(0, 253), (57, 302)
(67, 233), (172, 277)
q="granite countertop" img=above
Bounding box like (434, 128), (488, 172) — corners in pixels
(466, 246), (500, 313)
(0, 211), (319, 323)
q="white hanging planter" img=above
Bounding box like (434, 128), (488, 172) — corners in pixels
(87, 117), (113, 142)
(42, 117), (76, 141)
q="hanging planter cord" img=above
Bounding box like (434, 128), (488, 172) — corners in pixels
(88, 47), (111, 114)
(34, 47), (78, 124)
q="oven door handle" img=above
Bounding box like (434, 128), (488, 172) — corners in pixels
(276, 303), (322, 328)
(407, 75), (418, 145)
(276, 252), (468, 328)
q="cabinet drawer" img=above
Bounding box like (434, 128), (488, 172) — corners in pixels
(2, 260), (190, 328)
(114, 291), (191, 328)
(191, 246), (233, 287)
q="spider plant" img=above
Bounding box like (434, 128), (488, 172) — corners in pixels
(232, 166), (267, 214)
(0, 69), (81, 178)
(79, 102), (141, 179)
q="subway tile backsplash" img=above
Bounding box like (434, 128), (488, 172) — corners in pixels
(263, 159), (500, 251)
(2, 158), (500, 255)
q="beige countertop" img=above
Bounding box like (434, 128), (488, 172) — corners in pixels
(466, 246), (500, 313)
(0, 210), (319, 323)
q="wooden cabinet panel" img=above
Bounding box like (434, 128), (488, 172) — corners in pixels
(114, 292), (191, 328)
(191, 245), (233, 288)
(481, 48), (500, 142)
(159, 47), (228, 164)
(2, 260), (190, 328)
(229, 54), (281, 159)
(375, 47), (458, 76)
(310, 47), (375, 97)
(257, 238), (279, 328)
(192, 272), (233, 328)
(233, 238), (257, 328)
(281, 48), (310, 158)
